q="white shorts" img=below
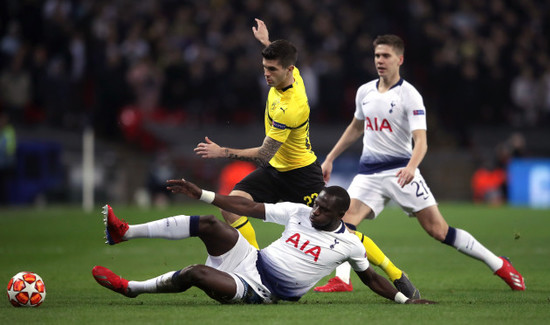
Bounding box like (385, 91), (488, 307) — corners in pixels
(347, 168), (437, 218)
(205, 232), (276, 303)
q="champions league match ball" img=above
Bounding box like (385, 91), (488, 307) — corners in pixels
(6, 272), (46, 307)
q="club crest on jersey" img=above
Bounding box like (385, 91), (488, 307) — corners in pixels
(286, 233), (321, 262)
(270, 99), (280, 110)
(365, 117), (393, 132)
(413, 110), (425, 115)
(389, 101), (396, 113)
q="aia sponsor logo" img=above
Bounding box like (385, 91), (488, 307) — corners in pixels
(285, 233), (321, 262)
(365, 117), (392, 132)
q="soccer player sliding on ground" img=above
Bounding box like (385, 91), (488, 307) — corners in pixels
(92, 178), (435, 305)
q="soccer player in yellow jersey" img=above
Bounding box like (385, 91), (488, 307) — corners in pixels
(195, 19), (322, 240)
(194, 19), (420, 297)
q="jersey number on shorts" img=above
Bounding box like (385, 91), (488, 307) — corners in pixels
(303, 192), (319, 207)
(411, 180), (431, 200)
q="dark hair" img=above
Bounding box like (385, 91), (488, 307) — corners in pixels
(322, 186), (350, 214)
(373, 34), (405, 55)
(261, 39), (297, 68)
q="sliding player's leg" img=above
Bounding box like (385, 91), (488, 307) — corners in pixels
(95, 215), (266, 303)
(92, 264), (240, 303)
(103, 204), (233, 246)
(104, 205), (240, 256)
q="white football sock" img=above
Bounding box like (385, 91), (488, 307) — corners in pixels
(335, 262), (352, 284)
(452, 228), (504, 272)
(128, 271), (178, 294)
(124, 215), (193, 240)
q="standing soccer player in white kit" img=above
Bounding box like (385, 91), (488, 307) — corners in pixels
(314, 34), (525, 293)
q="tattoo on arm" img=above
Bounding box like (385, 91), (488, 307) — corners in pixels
(257, 137), (282, 165)
(227, 153), (263, 165)
(226, 137), (282, 166)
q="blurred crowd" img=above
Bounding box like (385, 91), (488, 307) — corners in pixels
(1, 0), (549, 149)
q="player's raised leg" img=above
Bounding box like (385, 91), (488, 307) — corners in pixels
(103, 204), (206, 245)
(104, 205), (240, 257)
(417, 205), (525, 291)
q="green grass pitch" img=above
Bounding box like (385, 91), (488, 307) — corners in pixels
(1, 202), (549, 324)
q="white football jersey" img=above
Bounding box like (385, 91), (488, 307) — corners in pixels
(258, 202), (369, 300)
(354, 78), (427, 174)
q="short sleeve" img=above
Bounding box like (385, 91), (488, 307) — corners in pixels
(404, 85), (427, 131)
(353, 84), (368, 121)
(264, 202), (309, 226)
(266, 108), (292, 143)
(347, 243), (370, 272)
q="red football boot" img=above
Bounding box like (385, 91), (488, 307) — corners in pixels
(494, 256), (526, 291)
(92, 266), (136, 297)
(313, 277), (353, 292)
(103, 204), (129, 245)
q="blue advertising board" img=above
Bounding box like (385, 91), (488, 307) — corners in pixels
(508, 159), (550, 208)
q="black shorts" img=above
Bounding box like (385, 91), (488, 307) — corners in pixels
(233, 161), (325, 207)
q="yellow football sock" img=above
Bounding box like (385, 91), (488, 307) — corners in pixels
(231, 216), (259, 249)
(355, 231), (403, 281)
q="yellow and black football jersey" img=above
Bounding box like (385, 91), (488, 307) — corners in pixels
(264, 67), (317, 172)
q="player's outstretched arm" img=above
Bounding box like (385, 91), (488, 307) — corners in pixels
(356, 268), (436, 304)
(252, 18), (270, 47)
(321, 117), (364, 182)
(194, 136), (282, 167)
(194, 136), (227, 159)
(166, 179), (266, 220)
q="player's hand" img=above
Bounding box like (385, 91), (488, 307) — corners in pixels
(405, 298), (437, 304)
(252, 18), (270, 46)
(396, 166), (415, 188)
(166, 178), (201, 199)
(320, 160), (333, 183)
(194, 136), (224, 159)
